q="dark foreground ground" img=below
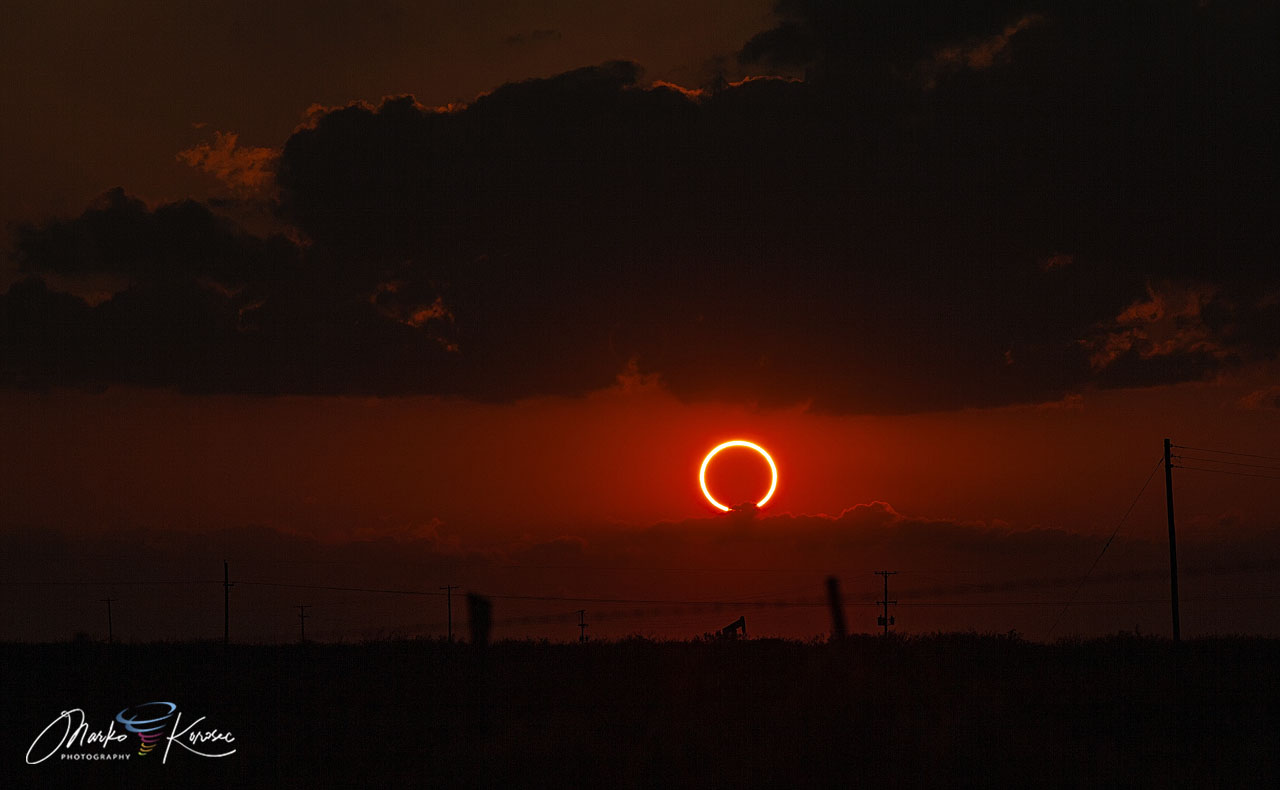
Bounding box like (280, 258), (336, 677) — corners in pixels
(2, 634), (1276, 788)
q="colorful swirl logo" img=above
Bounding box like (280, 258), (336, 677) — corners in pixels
(115, 702), (177, 757)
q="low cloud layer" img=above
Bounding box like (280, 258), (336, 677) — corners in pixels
(3, 1), (1276, 413)
(4, 502), (1277, 641)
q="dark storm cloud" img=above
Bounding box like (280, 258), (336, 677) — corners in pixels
(2, 189), (460, 394)
(2, 1), (1277, 411)
(13, 188), (297, 286)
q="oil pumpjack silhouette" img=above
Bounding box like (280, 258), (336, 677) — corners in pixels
(718, 616), (746, 639)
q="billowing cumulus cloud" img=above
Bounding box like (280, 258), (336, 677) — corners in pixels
(2, 1), (1276, 412)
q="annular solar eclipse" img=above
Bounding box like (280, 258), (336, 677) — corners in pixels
(699, 440), (777, 512)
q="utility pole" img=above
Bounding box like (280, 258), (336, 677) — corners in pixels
(296, 605), (311, 642)
(1164, 438), (1181, 642)
(875, 571), (897, 636)
(100, 598), (116, 644)
(223, 560), (232, 645)
(825, 577), (846, 641)
(440, 586), (459, 642)
(577, 609), (588, 643)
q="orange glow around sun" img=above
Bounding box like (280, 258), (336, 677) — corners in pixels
(699, 440), (778, 512)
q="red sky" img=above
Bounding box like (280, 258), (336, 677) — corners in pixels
(2, 366), (1277, 642)
(4, 367), (1280, 538)
(1, 1), (1277, 642)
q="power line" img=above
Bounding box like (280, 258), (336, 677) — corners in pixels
(1171, 444), (1280, 462)
(406, 593), (1280, 633)
(0, 572), (1183, 596)
(496, 564), (998, 574)
(235, 580), (447, 596)
(1165, 440), (1280, 642)
(883, 596), (1280, 607)
(1172, 455), (1280, 471)
(0, 567), (1080, 584)
(1047, 454), (1165, 640)
(18, 584), (1280, 644)
(5, 553), (1277, 640)
(0, 580), (220, 586)
(3, 569), (1269, 606)
(482, 592), (829, 606)
(1172, 465), (1280, 481)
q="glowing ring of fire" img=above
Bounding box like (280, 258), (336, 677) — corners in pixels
(699, 440), (778, 512)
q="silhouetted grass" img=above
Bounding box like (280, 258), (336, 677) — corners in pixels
(3, 633), (1276, 788)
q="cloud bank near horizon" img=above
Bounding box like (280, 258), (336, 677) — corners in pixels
(4, 499), (1276, 640)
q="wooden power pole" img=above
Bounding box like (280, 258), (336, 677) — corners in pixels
(875, 571), (897, 635)
(101, 598), (116, 644)
(441, 585), (459, 642)
(296, 604), (311, 642)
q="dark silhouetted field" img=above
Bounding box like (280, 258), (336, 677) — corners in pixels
(3, 634), (1277, 788)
